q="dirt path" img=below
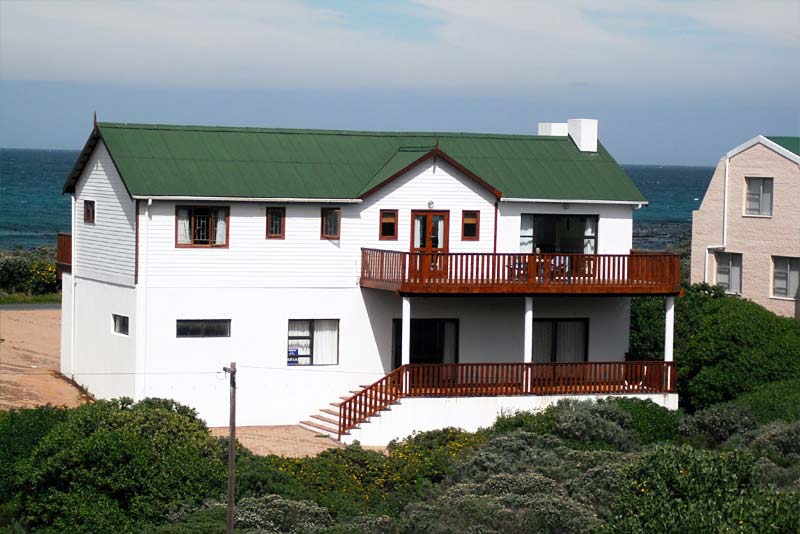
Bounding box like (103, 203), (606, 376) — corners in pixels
(0, 309), (86, 409)
(209, 425), (344, 457)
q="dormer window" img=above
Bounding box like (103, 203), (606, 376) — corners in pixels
(321, 208), (341, 239)
(176, 206), (229, 247)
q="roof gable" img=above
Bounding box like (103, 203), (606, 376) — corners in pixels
(63, 123), (647, 203)
(727, 135), (800, 165)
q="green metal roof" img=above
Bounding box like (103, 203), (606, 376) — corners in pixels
(767, 136), (800, 157)
(64, 122), (646, 203)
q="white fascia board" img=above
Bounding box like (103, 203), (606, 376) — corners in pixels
(130, 195), (362, 203)
(499, 197), (648, 207)
(727, 135), (800, 165)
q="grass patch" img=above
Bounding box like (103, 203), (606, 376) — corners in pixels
(0, 292), (61, 305)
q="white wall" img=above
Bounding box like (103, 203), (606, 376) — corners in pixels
(72, 277), (137, 399)
(60, 273), (73, 376)
(345, 393), (680, 445)
(74, 142), (136, 286)
(496, 201), (634, 254)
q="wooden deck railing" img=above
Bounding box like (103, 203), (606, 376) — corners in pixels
(360, 248), (681, 295)
(338, 361), (676, 438)
(56, 233), (72, 278)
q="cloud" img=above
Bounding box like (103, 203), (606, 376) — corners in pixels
(0, 0), (797, 93)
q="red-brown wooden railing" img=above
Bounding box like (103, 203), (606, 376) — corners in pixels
(56, 233), (72, 278)
(337, 361), (675, 438)
(360, 248), (680, 295)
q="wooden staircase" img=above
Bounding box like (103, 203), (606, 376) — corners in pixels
(299, 384), (379, 439)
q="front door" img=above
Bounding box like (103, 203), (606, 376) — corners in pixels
(409, 210), (449, 281)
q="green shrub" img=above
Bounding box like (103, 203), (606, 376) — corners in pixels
(552, 400), (637, 451)
(235, 495), (333, 533)
(603, 445), (800, 533)
(678, 402), (756, 447)
(630, 283), (800, 411)
(600, 397), (680, 444)
(748, 421), (800, 465)
(0, 257), (30, 293)
(27, 260), (58, 294)
(490, 407), (556, 435)
(735, 379), (800, 424)
(386, 428), (484, 484)
(14, 398), (225, 533)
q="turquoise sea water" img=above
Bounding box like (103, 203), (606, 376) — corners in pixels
(0, 148), (713, 250)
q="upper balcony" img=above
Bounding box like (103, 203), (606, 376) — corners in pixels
(360, 248), (681, 296)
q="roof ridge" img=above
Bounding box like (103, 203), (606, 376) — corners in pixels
(96, 122), (565, 141)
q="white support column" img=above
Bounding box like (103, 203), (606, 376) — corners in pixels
(665, 296), (675, 390)
(523, 297), (533, 363)
(401, 296), (411, 366)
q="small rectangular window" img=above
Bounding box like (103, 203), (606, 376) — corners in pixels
(379, 209), (398, 240)
(176, 206), (229, 247)
(745, 177), (773, 216)
(112, 314), (129, 335)
(266, 207), (285, 239)
(716, 252), (742, 294)
(176, 319), (231, 338)
(462, 210), (479, 240)
(287, 319), (339, 365)
(83, 200), (95, 223)
(321, 208), (341, 239)
(773, 256), (800, 299)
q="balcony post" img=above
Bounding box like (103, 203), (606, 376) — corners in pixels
(401, 296), (411, 366)
(523, 296), (533, 363)
(664, 295), (675, 390)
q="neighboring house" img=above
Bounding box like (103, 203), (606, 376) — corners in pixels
(58, 118), (680, 445)
(691, 136), (800, 319)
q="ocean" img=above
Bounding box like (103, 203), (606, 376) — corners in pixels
(0, 148), (713, 250)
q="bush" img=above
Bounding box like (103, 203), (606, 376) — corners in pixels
(235, 495), (333, 533)
(14, 398), (225, 533)
(630, 283), (800, 411)
(600, 397), (680, 444)
(735, 379), (800, 424)
(678, 402), (756, 447)
(490, 407), (557, 435)
(748, 421), (800, 465)
(27, 260), (58, 294)
(603, 445), (800, 533)
(386, 428), (484, 484)
(0, 257), (31, 293)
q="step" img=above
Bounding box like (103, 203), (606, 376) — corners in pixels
(311, 414), (339, 426)
(321, 408), (339, 417)
(349, 390), (363, 394)
(300, 420), (340, 437)
(329, 402), (341, 408)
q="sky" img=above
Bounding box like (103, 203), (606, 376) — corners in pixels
(1, 0), (798, 165)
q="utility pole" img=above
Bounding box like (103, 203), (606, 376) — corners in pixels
(222, 362), (237, 534)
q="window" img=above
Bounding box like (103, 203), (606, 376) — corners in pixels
(773, 257), (800, 299)
(532, 319), (588, 363)
(83, 200), (95, 223)
(266, 207), (285, 239)
(287, 319), (339, 365)
(112, 314), (129, 335)
(176, 206), (229, 247)
(379, 209), (398, 240)
(321, 208), (341, 239)
(745, 177), (773, 216)
(176, 319), (231, 338)
(716, 252), (742, 294)
(461, 210), (480, 240)
(520, 214), (598, 254)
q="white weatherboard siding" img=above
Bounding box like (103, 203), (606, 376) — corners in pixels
(496, 202), (634, 254)
(344, 393), (680, 446)
(74, 142), (136, 287)
(71, 277), (137, 399)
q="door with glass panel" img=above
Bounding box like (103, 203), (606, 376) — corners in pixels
(531, 318), (589, 389)
(409, 211), (449, 282)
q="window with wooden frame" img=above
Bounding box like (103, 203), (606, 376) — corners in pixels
(379, 209), (398, 240)
(287, 319), (339, 366)
(176, 319), (231, 338)
(83, 200), (95, 223)
(175, 206), (229, 247)
(266, 207), (285, 239)
(321, 207), (341, 239)
(461, 210), (479, 240)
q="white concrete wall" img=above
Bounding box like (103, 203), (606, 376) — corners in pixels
(72, 277), (137, 399)
(74, 142), (136, 286)
(344, 393), (679, 445)
(60, 273), (73, 376)
(496, 201), (634, 254)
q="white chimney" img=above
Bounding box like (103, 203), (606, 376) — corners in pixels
(538, 122), (568, 136)
(567, 118), (598, 152)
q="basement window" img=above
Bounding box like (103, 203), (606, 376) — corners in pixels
(176, 319), (231, 338)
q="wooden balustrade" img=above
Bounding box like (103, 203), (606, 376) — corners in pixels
(56, 233), (72, 278)
(338, 361), (676, 437)
(360, 248), (680, 295)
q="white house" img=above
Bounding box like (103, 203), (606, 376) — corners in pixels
(59, 118), (680, 445)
